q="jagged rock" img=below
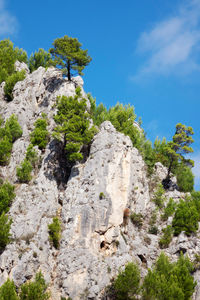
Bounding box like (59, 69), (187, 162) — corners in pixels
(0, 66), (199, 299)
(14, 61), (30, 75)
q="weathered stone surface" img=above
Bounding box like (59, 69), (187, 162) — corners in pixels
(0, 66), (199, 299)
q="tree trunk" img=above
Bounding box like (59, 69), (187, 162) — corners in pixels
(67, 61), (71, 81)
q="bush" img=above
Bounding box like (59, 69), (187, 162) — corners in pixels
(25, 144), (39, 168)
(4, 70), (26, 101)
(0, 182), (15, 215)
(159, 225), (173, 249)
(172, 199), (199, 236)
(110, 262), (140, 300)
(30, 117), (49, 150)
(161, 198), (176, 221)
(142, 252), (196, 300)
(0, 136), (12, 165)
(99, 192), (105, 199)
(0, 115), (22, 165)
(176, 164), (194, 192)
(16, 159), (33, 183)
(5, 114), (22, 142)
(0, 39), (27, 84)
(0, 278), (19, 300)
(19, 272), (50, 300)
(0, 212), (12, 252)
(152, 184), (166, 209)
(29, 48), (54, 73)
(148, 225), (158, 235)
(130, 213), (143, 228)
(48, 217), (61, 249)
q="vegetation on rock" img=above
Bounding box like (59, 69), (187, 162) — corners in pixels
(29, 49), (54, 73)
(4, 70), (26, 101)
(48, 217), (61, 249)
(30, 115), (49, 150)
(49, 35), (92, 81)
(53, 87), (96, 162)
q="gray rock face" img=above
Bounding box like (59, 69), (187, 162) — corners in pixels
(0, 67), (200, 299)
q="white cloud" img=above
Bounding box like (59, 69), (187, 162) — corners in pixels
(0, 0), (18, 37)
(133, 0), (200, 79)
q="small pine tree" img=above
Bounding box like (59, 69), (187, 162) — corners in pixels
(48, 217), (61, 249)
(29, 49), (54, 73)
(0, 278), (19, 300)
(5, 114), (22, 142)
(30, 117), (49, 150)
(16, 159), (33, 183)
(0, 212), (12, 252)
(0, 182), (15, 215)
(19, 272), (50, 300)
(4, 70), (26, 101)
(112, 262), (140, 300)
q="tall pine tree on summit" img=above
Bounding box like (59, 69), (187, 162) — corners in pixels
(49, 35), (92, 81)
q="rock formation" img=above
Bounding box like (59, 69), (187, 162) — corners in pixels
(0, 65), (199, 299)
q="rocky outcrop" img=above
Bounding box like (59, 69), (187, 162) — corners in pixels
(0, 66), (200, 299)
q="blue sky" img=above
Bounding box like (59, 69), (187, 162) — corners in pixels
(1, 0), (200, 189)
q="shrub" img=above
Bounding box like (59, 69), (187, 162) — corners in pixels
(111, 262), (140, 300)
(130, 213), (143, 228)
(148, 225), (158, 235)
(152, 184), (166, 209)
(0, 136), (12, 165)
(149, 210), (157, 226)
(172, 199), (199, 236)
(0, 182), (15, 215)
(4, 70), (26, 101)
(0, 115), (22, 165)
(0, 278), (19, 300)
(16, 159), (33, 183)
(142, 252), (196, 300)
(48, 217), (61, 249)
(161, 198), (176, 221)
(176, 164), (194, 192)
(25, 144), (39, 168)
(5, 114), (22, 142)
(99, 192), (105, 200)
(159, 225), (173, 249)
(29, 48), (54, 73)
(30, 117), (49, 150)
(19, 272), (50, 300)
(0, 212), (12, 252)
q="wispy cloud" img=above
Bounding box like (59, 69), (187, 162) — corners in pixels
(133, 0), (200, 80)
(0, 0), (18, 36)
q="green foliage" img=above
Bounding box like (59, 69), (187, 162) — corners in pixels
(48, 217), (61, 249)
(0, 136), (12, 165)
(172, 199), (199, 236)
(130, 213), (143, 228)
(16, 159), (33, 183)
(25, 144), (39, 168)
(4, 70), (26, 101)
(0, 115), (22, 165)
(0, 278), (19, 300)
(19, 272), (50, 300)
(142, 252), (196, 300)
(0, 39), (27, 84)
(99, 192), (105, 199)
(5, 114), (23, 142)
(49, 35), (92, 81)
(176, 164), (194, 192)
(152, 184), (166, 209)
(148, 225), (158, 235)
(0, 182), (15, 215)
(29, 49), (54, 73)
(30, 116), (49, 150)
(0, 212), (12, 252)
(159, 225), (173, 249)
(53, 87), (96, 162)
(111, 262), (140, 300)
(161, 198), (176, 221)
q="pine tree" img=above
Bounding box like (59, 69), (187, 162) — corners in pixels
(49, 35), (92, 81)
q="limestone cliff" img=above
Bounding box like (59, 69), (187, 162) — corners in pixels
(0, 65), (199, 299)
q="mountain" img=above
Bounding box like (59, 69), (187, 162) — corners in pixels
(0, 62), (199, 299)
